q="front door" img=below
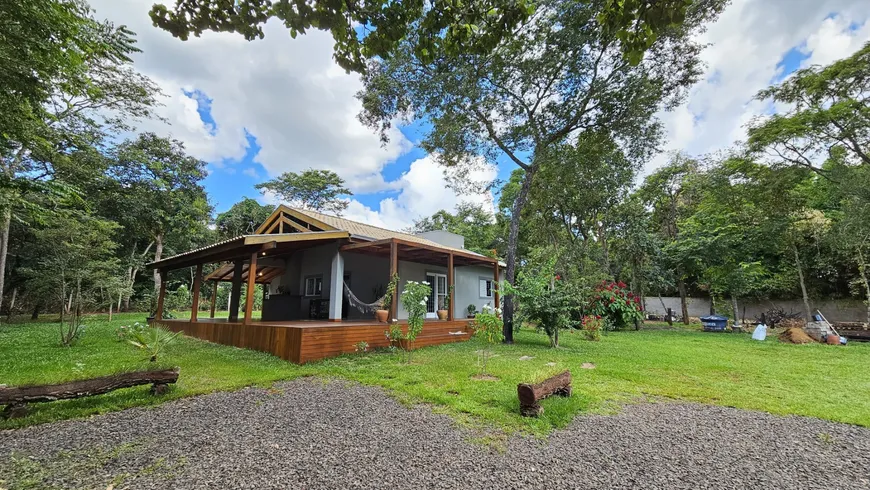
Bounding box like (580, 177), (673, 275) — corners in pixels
(425, 273), (448, 318)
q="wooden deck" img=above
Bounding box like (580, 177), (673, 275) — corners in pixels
(150, 318), (475, 363)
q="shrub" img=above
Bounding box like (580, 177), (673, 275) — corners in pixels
(381, 273), (399, 311)
(581, 315), (603, 341)
(587, 281), (643, 330)
(115, 322), (146, 342)
(354, 341), (369, 353)
(128, 325), (181, 362)
(397, 280), (431, 363)
(504, 257), (577, 347)
(471, 305), (504, 374)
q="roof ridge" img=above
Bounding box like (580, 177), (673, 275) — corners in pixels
(290, 207), (426, 241)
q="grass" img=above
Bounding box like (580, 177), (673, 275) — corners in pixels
(2, 312), (869, 436)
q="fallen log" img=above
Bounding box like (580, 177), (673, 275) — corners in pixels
(517, 370), (572, 417)
(1, 368), (179, 419)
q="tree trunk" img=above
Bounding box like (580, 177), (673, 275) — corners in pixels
(153, 233), (164, 299)
(517, 370), (571, 417)
(857, 247), (870, 325)
(6, 286), (16, 321)
(731, 295), (739, 325)
(793, 244), (812, 322)
(0, 207), (11, 316)
(31, 301), (42, 320)
(598, 222), (609, 273)
(503, 168), (536, 343)
(677, 279), (689, 324)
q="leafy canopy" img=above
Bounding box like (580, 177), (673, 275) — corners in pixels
(256, 169), (351, 215)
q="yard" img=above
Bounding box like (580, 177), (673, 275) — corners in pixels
(2, 313), (869, 435)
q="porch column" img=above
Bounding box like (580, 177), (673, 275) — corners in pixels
(389, 239), (398, 321)
(447, 253), (454, 321)
(228, 259), (243, 322)
(493, 260), (500, 309)
(190, 263), (202, 322)
(244, 252), (258, 325)
(155, 270), (167, 320)
(328, 250), (344, 321)
(209, 280), (218, 318)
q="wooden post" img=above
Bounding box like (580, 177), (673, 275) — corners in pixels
(209, 280), (218, 318)
(228, 260), (244, 322)
(493, 260), (500, 309)
(447, 253), (454, 321)
(190, 264), (202, 322)
(244, 252), (258, 325)
(155, 270), (167, 320)
(389, 239), (398, 321)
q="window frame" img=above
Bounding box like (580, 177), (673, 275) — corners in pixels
(304, 275), (323, 297)
(479, 277), (493, 299)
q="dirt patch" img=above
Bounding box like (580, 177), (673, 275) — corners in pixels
(471, 374), (500, 382)
(779, 327), (816, 344)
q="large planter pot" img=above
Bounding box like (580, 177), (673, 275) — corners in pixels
(436, 310), (448, 320)
(375, 309), (389, 323)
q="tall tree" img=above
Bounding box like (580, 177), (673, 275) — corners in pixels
(256, 169), (351, 215)
(359, 0), (725, 341)
(410, 202), (500, 255)
(638, 152), (701, 323)
(107, 133), (210, 299)
(215, 197), (275, 239)
(748, 42), (870, 173)
(0, 7), (161, 314)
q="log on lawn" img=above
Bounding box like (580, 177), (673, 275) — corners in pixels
(0, 368), (179, 419)
(517, 370), (572, 417)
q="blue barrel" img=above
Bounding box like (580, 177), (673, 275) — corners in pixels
(700, 315), (729, 332)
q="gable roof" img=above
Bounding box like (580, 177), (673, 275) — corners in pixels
(260, 205), (488, 258)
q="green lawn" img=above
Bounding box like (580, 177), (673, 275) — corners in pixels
(2, 312), (869, 435)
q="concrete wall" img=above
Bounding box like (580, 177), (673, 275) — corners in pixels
(415, 230), (465, 249)
(643, 296), (868, 323)
(454, 265), (503, 319)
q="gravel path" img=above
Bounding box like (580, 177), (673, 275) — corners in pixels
(2, 378), (869, 489)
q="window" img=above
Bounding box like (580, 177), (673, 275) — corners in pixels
(479, 279), (493, 298)
(304, 276), (323, 297)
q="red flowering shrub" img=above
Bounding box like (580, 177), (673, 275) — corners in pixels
(587, 281), (644, 330)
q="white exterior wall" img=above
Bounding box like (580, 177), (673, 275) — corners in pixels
(454, 265), (504, 319)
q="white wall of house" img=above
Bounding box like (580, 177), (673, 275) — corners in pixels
(266, 241), (503, 321)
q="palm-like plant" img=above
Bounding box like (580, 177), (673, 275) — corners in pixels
(128, 326), (181, 362)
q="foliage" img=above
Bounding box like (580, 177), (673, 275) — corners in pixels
(467, 304), (478, 317)
(442, 285), (455, 312)
(399, 280), (431, 361)
(127, 325), (181, 362)
(410, 203), (501, 255)
(381, 273), (399, 312)
(471, 304), (504, 374)
(255, 169), (351, 215)
(580, 315), (604, 341)
(214, 198), (274, 239)
(504, 258), (577, 347)
(149, 0), (708, 73)
(115, 322), (146, 342)
(354, 341), (369, 353)
(587, 281), (644, 331)
(60, 311), (85, 346)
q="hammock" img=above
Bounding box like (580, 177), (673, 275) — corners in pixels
(343, 281), (386, 314)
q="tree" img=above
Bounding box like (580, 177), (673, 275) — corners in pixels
(410, 202), (499, 255)
(0, 6), (161, 315)
(215, 197), (274, 239)
(359, 0), (725, 342)
(149, 0), (702, 73)
(256, 169), (351, 215)
(107, 133), (210, 299)
(638, 153), (701, 323)
(748, 42), (870, 173)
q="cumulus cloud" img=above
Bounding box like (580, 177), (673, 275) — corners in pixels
(645, 0), (870, 176)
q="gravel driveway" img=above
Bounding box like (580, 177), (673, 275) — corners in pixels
(2, 378), (869, 489)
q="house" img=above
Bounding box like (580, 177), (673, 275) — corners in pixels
(148, 205), (503, 363)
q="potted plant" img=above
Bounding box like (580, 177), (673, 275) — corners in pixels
(375, 273), (398, 323)
(466, 304), (478, 319)
(436, 285), (453, 320)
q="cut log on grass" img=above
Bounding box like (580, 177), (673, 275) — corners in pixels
(0, 368), (179, 419)
(517, 370), (572, 417)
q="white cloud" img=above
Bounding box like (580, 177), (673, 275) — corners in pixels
(243, 167), (259, 179)
(343, 155), (498, 230)
(646, 0), (870, 176)
(89, 0), (411, 194)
